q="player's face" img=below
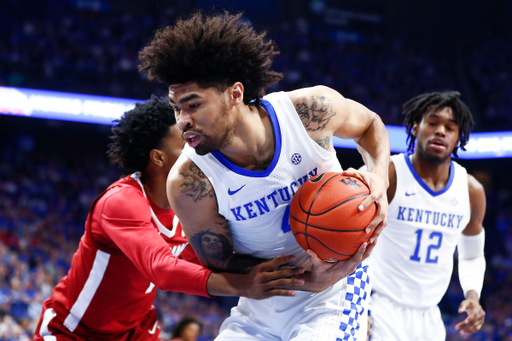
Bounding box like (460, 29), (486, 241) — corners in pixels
(161, 124), (186, 174)
(413, 107), (460, 164)
(169, 83), (235, 155)
(181, 322), (201, 341)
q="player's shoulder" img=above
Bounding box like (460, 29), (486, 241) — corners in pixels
(284, 85), (342, 105)
(467, 173), (485, 196)
(98, 179), (149, 216)
(167, 152), (214, 200)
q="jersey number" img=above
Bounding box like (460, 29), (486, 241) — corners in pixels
(410, 229), (443, 263)
(281, 205), (291, 233)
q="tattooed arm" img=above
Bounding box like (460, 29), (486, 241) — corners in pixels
(167, 154), (266, 274)
(287, 86), (390, 251)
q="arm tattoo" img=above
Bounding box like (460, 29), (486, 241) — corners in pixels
(216, 214), (232, 238)
(296, 96), (336, 132)
(179, 162), (214, 202)
(190, 228), (233, 266)
(189, 216), (266, 273)
(315, 136), (331, 150)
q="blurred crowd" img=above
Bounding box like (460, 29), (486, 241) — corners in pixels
(1, 1), (511, 130)
(1, 0), (512, 340)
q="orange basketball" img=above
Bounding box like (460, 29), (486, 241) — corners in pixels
(289, 172), (377, 261)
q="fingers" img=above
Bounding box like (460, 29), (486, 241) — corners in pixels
(260, 254), (296, 272)
(456, 301), (485, 334)
(362, 241), (376, 260)
(458, 300), (470, 313)
(335, 242), (367, 274)
(455, 316), (485, 335)
(263, 288), (298, 298)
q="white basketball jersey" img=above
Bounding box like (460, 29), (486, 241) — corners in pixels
(183, 91), (342, 265)
(372, 153), (470, 308)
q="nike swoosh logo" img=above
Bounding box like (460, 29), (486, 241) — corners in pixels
(148, 321), (158, 334)
(228, 184), (246, 195)
(405, 192), (417, 196)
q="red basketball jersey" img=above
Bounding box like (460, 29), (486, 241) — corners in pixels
(39, 175), (211, 340)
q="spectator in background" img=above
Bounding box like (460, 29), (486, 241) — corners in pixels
(170, 317), (202, 341)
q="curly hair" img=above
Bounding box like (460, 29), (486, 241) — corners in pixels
(107, 96), (176, 172)
(138, 11), (283, 105)
(171, 317), (202, 340)
(403, 91), (474, 158)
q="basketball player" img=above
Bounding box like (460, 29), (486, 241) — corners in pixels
(138, 12), (390, 340)
(34, 96), (305, 341)
(370, 91), (486, 340)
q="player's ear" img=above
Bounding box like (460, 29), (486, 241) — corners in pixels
(149, 149), (164, 167)
(229, 82), (244, 105)
(412, 122), (419, 137)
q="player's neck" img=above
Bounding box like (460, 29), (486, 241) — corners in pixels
(218, 105), (275, 171)
(140, 172), (171, 210)
(411, 153), (452, 191)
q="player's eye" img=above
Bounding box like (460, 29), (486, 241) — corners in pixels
(190, 103), (200, 109)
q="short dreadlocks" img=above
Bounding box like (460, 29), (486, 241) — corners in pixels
(138, 12), (283, 106)
(403, 91), (474, 157)
(108, 96), (176, 172)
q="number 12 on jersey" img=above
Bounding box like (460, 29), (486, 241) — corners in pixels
(410, 229), (443, 264)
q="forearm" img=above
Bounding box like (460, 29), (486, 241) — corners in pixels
(222, 254), (267, 274)
(356, 115), (389, 175)
(206, 272), (246, 297)
(458, 230), (486, 297)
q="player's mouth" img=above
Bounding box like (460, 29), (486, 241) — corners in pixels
(183, 131), (201, 148)
(428, 138), (447, 150)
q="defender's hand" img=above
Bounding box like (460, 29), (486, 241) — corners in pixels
(234, 254), (305, 300)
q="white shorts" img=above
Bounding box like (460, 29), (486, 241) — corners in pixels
(370, 292), (446, 341)
(216, 260), (371, 341)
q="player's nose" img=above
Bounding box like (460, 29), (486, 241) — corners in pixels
(177, 113), (193, 131)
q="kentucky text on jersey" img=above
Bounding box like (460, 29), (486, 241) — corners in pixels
(230, 168), (318, 221)
(396, 205), (464, 228)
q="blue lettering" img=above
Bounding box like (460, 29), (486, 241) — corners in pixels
(456, 215), (463, 228)
(278, 187), (291, 202)
(254, 198), (270, 215)
(308, 168), (318, 178)
(448, 214), (455, 228)
(440, 213), (447, 226)
(397, 206), (406, 220)
(230, 207), (246, 221)
(425, 211), (432, 224)
(433, 212), (440, 225)
(267, 191), (279, 207)
(407, 208), (414, 222)
(290, 181), (298, 194)
(416, 209), (423, 223)
(244, 202), (257, 219)
(297, 175), (308, 185)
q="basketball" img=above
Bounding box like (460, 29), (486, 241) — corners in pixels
(289, 172), (377, 261)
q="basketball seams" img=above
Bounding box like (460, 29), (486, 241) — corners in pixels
(309, 193), (369, 216)
(293, 232), (353, 257)
(290, 172), (377, 261)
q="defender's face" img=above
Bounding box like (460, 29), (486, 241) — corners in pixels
(169, 83), (234, 155)
(160, 124), (186, 174)
(413, 107), (460, 164)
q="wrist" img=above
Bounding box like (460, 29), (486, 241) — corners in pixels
(206, 272), (242, 297)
